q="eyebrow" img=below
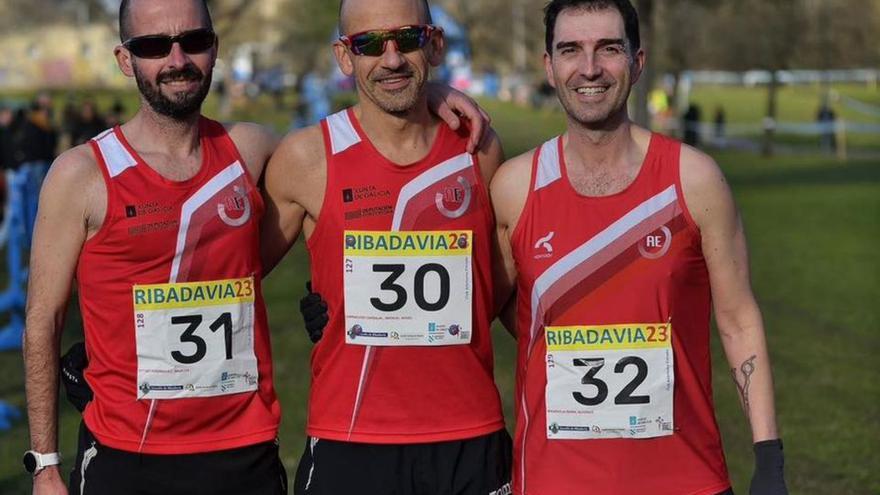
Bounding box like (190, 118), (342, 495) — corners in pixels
(555, 38), (626, 51)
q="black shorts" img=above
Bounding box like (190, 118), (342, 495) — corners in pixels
(69, 422), (287, 495)
(293, 429), (512, 495)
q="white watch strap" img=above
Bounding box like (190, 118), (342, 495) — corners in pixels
(35, 452), (62, 469)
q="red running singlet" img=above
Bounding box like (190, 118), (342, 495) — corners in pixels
(79, 118), (280, 454)
(510, 134), (731, 494)
(306, 108), (504, 444)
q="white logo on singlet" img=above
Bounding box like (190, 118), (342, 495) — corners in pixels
(638, 225), (672, 259)
(534, 231), (555, 259)
(217, 185), (252, 227)
(435, 175), (472, 219)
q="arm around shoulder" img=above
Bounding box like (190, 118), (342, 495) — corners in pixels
(260, 125), (326, 274)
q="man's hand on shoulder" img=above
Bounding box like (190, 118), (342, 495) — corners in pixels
(425, 82), (491, 154)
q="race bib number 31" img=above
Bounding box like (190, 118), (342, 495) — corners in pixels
(545, 323), (674, 440)
(343, 230), (473, 346)
(133, 277), (258, 400)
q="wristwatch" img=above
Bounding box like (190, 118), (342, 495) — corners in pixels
(22, 450), (61, 476)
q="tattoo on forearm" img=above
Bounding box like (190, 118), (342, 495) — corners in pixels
(731, 355), (757, 415)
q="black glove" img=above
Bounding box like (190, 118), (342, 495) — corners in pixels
(60, 342), (93, 413)
(299, 281), (328, 343)
(750, 439), (788, 495)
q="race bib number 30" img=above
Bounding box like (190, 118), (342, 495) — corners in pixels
(343, 230), (473, 346)
(545, 323), (674, 440)
(133, 277), (259, 399)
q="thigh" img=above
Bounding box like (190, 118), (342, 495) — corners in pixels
(68, 423), (140, 495)
(293, 437), (409, 495)
(423, 429), (512, 495)
(142, 441), (287, 495)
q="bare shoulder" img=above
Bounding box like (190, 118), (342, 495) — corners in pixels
(224, 122), (280, 180)
(491, 148), (536, 228)
(41, 143), (106, 228)
(679, 143), (735, 229)
(264, 124), (326, 206)
(44, 144), (102, 191)
(272, 124), (325, 172)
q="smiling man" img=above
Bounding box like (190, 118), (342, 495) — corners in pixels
(490, 0), (788, 494)
(260, 1), (510, 494)
(22, 0), (489, 493)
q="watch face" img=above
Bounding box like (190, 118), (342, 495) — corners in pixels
(23, 452), (37, 473)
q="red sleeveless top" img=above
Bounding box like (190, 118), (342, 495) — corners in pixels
(510, 134), (730, 494)
(305, 108), (504, 443)
(79, 118), (280, 454)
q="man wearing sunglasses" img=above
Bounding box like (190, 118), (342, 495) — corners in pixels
(260, 1), (511, 494)
(23, 0), (492, 494)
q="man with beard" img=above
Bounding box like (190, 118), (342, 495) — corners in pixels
(490, 1), (787, 494)
(23, 1), (489, 494)
(260, 1), (511, 494)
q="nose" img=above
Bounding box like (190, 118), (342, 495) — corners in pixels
(166, 41), (191, 67)
(380, 39), (406, 70)
(580, 52), (602, 80)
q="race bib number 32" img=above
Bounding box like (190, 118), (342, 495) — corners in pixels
(545, 323), (674, 440)
(343, 230), (473, 346)
(133, 277), (259, 400)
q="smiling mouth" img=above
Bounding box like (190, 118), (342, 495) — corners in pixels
(575, 86), (609, 96)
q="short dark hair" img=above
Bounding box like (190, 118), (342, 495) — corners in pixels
(543, 0), (640, 56)
(338, 0), (433, 34)
(119, 0), (213, 42)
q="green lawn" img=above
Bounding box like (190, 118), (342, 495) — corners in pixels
(0, 97), (877, 494)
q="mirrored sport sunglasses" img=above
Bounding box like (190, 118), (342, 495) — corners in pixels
(339, 25), (440, 56)
(123, 28), (217, 59)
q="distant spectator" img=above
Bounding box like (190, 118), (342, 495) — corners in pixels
(12, 100), (58, 167)
(682, 103), (702, 147)
(714, 105), (726, 148)
(817, 102), (836, 153)
(0, 105), (18, 170)
(106, 99), (126, 128)
(71, 101), (107, 146)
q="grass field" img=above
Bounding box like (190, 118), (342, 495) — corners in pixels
(0, 96), (878, 494)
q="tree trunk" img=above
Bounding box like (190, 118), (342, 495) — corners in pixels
(633, 0), (654, 127)
(762, 71), (779, 157)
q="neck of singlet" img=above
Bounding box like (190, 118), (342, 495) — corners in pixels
(113, 117), (212, 188)
(557, 131), (657, 202)
(346, 107), (449, 173)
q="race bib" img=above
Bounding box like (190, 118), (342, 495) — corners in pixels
(133, 277), (259, 399)
(343, 230), (473, 346)
(545, 323), (674, 440)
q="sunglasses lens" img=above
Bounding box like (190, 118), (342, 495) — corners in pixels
(350, 32), (386, 56)
(393, 27), (428, 53)
(127, 37), (172, 59)
(179, 30), (216, 54)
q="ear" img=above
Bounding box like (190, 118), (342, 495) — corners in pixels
(543, 52), (556, 89)
(630, 47), (646, 86)
(426, 31), (446, 67)
(333, 42), (354, 77)
(114, 45), (135, 78)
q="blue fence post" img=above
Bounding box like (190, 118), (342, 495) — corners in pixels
(0, 168), (31, 351)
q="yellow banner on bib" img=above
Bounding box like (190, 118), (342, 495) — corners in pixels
(343, 230), (473, 257)
(133, 277), (255, 311)
(545, 323), (672, 351)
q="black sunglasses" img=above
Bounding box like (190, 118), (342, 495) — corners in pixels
(123, 28), (217, 59)
(339, 25), (440, 57)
